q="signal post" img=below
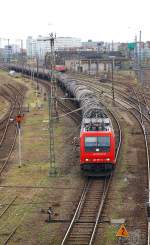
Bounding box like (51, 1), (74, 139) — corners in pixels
(16, 114), (24, 168)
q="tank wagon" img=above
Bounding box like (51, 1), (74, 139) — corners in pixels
(9, 64), (65, 80)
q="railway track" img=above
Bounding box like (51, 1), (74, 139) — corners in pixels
(69, 75), (150, 124)
(100, 85), (149, 244)
(32, 77), (82, 124)
(130, 89), (150, 245)
(2, 67), (149, 244)
(61, 177), (111, 245)
(13, 70), (123, 245)
(0, 196), (17, 219)
(67, 74), (150, 244)
(0, 81), (27, 244)
(74, 73), (150, 112)
(132, 87), (150, 118)
(0, 83), (26, 176)
(69, 75), (144, 109)
(57, 99), (81, 124)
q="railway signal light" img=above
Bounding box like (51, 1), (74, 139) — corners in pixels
(16, 114), (24, 128)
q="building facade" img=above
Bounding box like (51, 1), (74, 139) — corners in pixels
(26, 36), (82, 58)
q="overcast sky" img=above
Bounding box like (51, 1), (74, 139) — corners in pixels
(0, 0), (150, 47)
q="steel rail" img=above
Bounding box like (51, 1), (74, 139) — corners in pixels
(57, 99), (81, 124)
(0, 83), (25, 147)
(74, 77), (149, 244)
(0, 130), (18, 175)
(130, 90), (150, 245)
(61, 181), (90, 245)
(99, 86), (150, 245)
(0, 95), (18, 146)
(0, 85), (25, 175)
(89, 177), (111, 245)
(100, 89), (149, 245)
(58, 75), (149, 245)
(77, 78), (150, 126)
(71, 76), (148, 111)
(3, 67), (123, 244)
(0, 196), (17, 218)
(61, 178), (107, 245)
(2, 217), (25, 245)
(88, 103), (122, 245)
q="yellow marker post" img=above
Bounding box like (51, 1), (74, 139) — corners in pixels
(116, 224), (129, 238)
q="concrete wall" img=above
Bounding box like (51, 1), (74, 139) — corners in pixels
(65, 59), (111, 74)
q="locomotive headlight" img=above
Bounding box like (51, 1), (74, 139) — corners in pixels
(105, 158), (110, 161)
(85, 158), (89, 162)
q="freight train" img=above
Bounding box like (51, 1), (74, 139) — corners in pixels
(9, 64), (116, 175)
(57, 74), (116, 175)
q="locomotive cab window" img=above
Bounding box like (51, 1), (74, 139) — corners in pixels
(85, 136), (110, 152)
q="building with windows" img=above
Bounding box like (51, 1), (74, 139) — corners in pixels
(141, 41), (150, 61)
(4, 45), (13, 62)
(55, 37), (81, 50)
(82, 40), (104, 51)
(26, 35), (82, 58)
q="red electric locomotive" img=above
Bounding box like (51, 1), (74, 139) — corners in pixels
(55, 65), (66, 72)
(80, 117), (115, 175)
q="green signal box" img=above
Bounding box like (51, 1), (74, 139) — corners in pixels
(128, 43), (136, 50)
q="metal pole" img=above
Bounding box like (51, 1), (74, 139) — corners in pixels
(21, 40), (23, 74)
(89, 59), (91, 75)
(48, 33), (58, 176)
(37, 33), (58, 176)
(112, 59), (115, 100)
(112, 40), (114, 51)
(33, 70), (34, 80)
(8, 39), (10, 68)
(36, 56), (39, 97)
(139, 30), (143, 84)
(134, 35), (138, 68)
(18, 124), (22, 167)
(30, 69), (32, 80)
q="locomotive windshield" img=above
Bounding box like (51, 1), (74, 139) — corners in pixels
(85, 136), (110, 152)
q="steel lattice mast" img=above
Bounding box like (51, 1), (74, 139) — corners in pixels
(48, 33), (58, 176)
